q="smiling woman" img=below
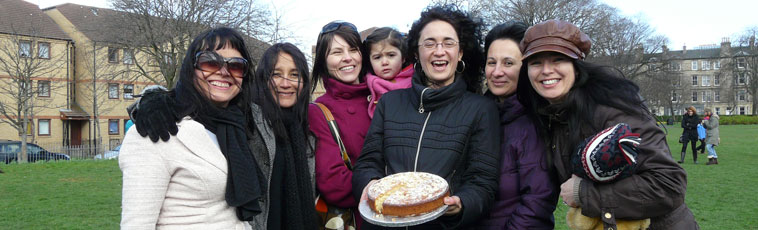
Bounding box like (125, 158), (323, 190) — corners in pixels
(352, 4), (500, 229)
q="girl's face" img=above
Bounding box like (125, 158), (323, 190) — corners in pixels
(270, 52), (303, 109)
(326, 35), (362, 84)
(526, 52), (576, 104)
(369, 42), (404, 80)
(418, 20), (462, 88)
(485, 39), (522, 98)
(194, 45), (244, 107)
(687, 110), (694, 115)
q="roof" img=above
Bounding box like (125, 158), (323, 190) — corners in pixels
(48, 3), (128, 43)
(59, 102), (89, 120)
(662, 46), (757, 60)
(0, 0), (70, 40)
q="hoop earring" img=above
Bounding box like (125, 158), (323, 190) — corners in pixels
(456, 60), (466, 73)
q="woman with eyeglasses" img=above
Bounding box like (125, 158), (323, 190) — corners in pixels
(352, 4), (500, 229)
(120, 27), (260, 229)
(308, 20), (370, 229)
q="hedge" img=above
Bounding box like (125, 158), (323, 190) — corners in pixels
(656, 115), (758, 125)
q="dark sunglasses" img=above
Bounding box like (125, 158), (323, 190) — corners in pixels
(320, 21), (358, 35)
(194, 51), (249, 78)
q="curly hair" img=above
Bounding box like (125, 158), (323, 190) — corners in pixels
(406, 4), (484, 93)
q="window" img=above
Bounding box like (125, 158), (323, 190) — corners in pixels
(702, 60), (710, 70)
(38, 119), (50, 136)
(737, 73), (747, 85)
(715, 91), (720, 102)
(123, 84), (134, 99)
(739, 106), (746, 115)
(19, 40), (31, 57)
(37, 42), (50, 59)
(109, 138), (120, 150)
(108, 83), (119, 99)
(672, 76), (681, 87)
(123, 49), (134, 64)
(714, 75), (720, 86)
(737, 90), (747, 101)
(716, 107), (720, 115)
(692, 91), (698, 102)
(108, 47), (118, 63)
(163, 53), (175, 66)
(692, 75), (698, 86)
(21, 81), (32, 97)
(702, 76), (710, 86)
(737, 58), (746, 69)
(714, 61), (721, 69)
(38, 81), (50, 97)
(671, 62), (681, 71)
(704, 91), (712, 102)
(691, 60), (698, 70)
(671, 91), (679, 102)
(108, 119), (119, 135)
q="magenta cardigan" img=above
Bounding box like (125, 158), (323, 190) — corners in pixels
(365, 65), (414, 118)
(308, 77), (371, 209)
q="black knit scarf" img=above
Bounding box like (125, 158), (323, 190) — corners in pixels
(274, 110), (317, 229)
(196, 104), (264, 221)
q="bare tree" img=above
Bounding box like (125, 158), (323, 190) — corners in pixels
(0, 28), (67, 163)
(732, 26), (758, 114)
(107, 0), (275, 88)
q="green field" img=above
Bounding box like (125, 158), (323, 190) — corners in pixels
(1, 125), (757, 229)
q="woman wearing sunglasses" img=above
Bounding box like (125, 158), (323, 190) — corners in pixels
(308, 20), (370, 229)
(120, 27), (260, 229)
(352, 4), (500, 229)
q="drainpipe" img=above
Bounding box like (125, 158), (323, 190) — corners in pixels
(92, 41), (98, 153)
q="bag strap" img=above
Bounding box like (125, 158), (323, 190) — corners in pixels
(313, 103), (353, 171)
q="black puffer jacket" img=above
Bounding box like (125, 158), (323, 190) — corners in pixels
(681, 114), (700, 140)
(353, 76), (501, 229)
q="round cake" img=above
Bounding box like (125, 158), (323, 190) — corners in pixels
(367, 172), (449, 217)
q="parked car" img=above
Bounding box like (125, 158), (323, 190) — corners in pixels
(94, 145), (120, 160)
(0, 140), (71, 164)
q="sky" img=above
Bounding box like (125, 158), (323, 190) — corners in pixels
(25, 0), (758, 53)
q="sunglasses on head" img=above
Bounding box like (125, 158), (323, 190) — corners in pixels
(320, 21), (358, 35)
(194, 51), (249, 78)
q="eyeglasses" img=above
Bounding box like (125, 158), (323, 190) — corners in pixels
(194, 51), (249, 78)
(420, 40), (459, 50)
(320, 21), (358, 35)
(272, 72), (301, 83)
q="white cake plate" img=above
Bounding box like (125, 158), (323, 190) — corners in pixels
(358, 199), (448, 227)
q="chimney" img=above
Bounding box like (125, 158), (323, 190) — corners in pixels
(721, 37), (731, 56)
(662, 45), (668, 54)
(750, 35), (755, 50)
(683, 44), (687, 54)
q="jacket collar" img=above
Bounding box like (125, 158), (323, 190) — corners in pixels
(175, 117), (228, 174)
(324, 77), (369, 100)
(497, 94), (525, 124)
(411, 72), (466, 112)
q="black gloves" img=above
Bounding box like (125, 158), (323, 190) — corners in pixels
(127, 86), (180, 142)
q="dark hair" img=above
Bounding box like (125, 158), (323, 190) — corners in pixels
(362, 27), (410, 75)
(311, 22), (366, 93)
(406, 4), (484, 93)
(252, 43), (311, 139)
(517, 57), (651, 147)
(173, 27), (253, 119)
(484, 21), (528, 55)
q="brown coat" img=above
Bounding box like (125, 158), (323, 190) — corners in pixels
(545, 105), (698, 230)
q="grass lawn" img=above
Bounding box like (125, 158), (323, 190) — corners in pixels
(1, 125), (757, 229)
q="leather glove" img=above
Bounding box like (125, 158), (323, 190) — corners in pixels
(127, 85), (179, 142)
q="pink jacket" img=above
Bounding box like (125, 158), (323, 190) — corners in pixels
(366, 65), (414, 118)
(308, 77), (371, 209)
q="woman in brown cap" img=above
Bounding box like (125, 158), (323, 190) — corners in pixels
(516, 19), (699, 229)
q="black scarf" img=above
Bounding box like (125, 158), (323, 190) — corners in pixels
(270, 110), (317, 229)
(196, 104), (264, 221)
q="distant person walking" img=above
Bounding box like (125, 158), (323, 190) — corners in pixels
(703, 108), (720, 165)
(679, 106), (700, 164)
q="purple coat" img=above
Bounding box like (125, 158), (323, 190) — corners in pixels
(308, 77), (371, 209)
(478, 94), (558, 230)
